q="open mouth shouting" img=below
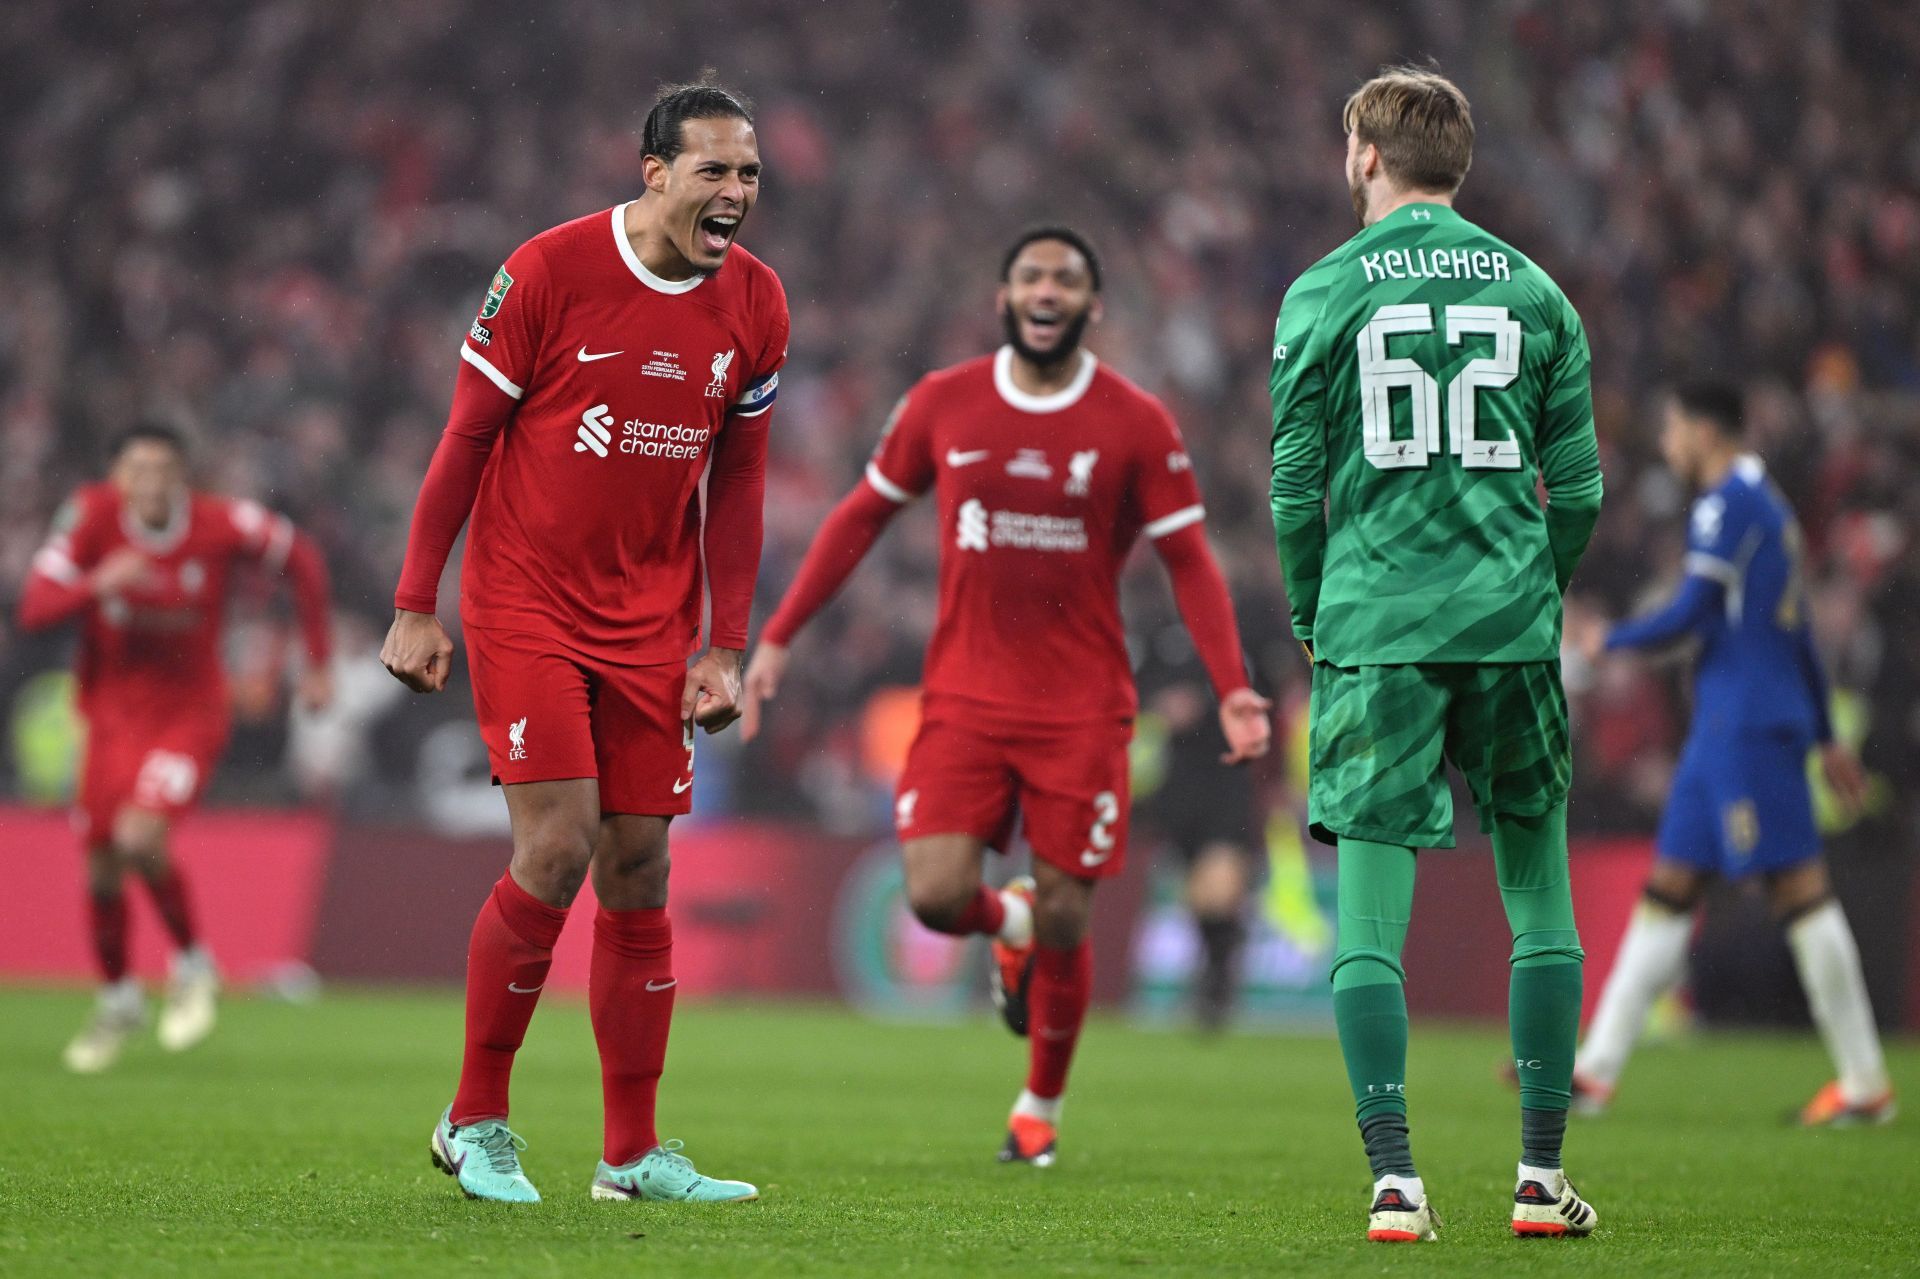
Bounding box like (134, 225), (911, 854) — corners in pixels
(697, 210), (741, 260)
(1020, 306), (1068, 351)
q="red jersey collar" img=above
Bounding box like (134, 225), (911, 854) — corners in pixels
(120, 490), (191, 554)
(992, 345), (1098, 414)
(611, 203), (707, 295)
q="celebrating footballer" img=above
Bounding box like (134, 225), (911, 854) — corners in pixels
(741, 225), (1271, 1167)
(382, 77), (786, 1205)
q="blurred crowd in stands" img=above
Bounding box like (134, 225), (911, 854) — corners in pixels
(4, 0), (1918, 847)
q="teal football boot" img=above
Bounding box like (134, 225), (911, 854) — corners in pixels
(591, 1140), (758, 1202)
(429, 1107), (540, 1203)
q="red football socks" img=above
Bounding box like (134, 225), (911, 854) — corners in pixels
(592, 906), (676, 1166)
(89, 890), (129, 983)
(142, 865), (199, 950)
(1025, 940), (1093, 1099)
(451, 873), (568, 1125)
(953, 884), (1007, 936)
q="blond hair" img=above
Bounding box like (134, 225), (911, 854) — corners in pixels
(1342, 66), (1474, 193)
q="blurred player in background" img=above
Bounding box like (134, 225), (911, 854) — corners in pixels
(1133, 623), (1267, 1030)
(741, 226), (1271, 1166)
(19, 423), (333, 1073)
(1571, 382), (1894, 1126)
(1270, 68), (1605, 1241)
(381, 79), (785, 1204)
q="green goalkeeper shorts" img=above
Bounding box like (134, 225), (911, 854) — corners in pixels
(1307, 660), (1570, 849)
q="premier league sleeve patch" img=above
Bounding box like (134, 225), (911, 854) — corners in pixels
(731, 370), (779, 417)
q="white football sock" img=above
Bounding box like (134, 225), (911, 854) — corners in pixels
(998, 888), (1034, 949)
(1787, 900), (1890, 1102)
(173, 944), (215, 980)
(1575, 902), (1692, 1088)
(1517, 1162), (1566, 1193)
(100, 977), (143, 1017)
(1374, 1173), (1426, 1206)
(1012, 1088), (1061, 1123)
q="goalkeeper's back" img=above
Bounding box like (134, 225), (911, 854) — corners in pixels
(1269, 72), (1602, 670)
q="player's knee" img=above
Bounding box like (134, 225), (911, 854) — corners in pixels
(1329, 947), (1404, 988)
(1511, 929), (1584, 967)
(1187, 844), (1249, 912)
(1032, 880), (1094, 949)
(86, 849), (125, 895)
(904, 876), (973, 933)
(1766, 859), (1831, 921)
(1643, 862), (1706, 914)
(511, 829), (596, 908)
(590, 836), (671, 910)
(112, 810), (168, 871)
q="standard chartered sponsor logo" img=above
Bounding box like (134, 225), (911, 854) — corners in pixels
(955, 499), (1087, 553)
(957, 499), (990, 551)
(619, 419), (711, 458)
(992, 511), (1088, 551)
(575, 405), (616, 456)
(574, 403), (711, 460)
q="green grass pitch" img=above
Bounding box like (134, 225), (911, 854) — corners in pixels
(0, 987), (1913, 1276)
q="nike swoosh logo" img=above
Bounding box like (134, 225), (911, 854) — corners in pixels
(673, 777), (693, 794)
(577, 346), (623, 362)
(946, 449), (990, 467)
(1080, 849), (1112, 868)
(645, 978), (677, 992)
(507, 981), (544, 994)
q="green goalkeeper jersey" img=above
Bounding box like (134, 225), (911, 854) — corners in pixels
(1269, 202), (1603, 667)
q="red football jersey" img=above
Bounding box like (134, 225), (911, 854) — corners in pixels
(864, 347), (1207, 721)
(455, 204), (789, 662)
(24, 484), (327, 725)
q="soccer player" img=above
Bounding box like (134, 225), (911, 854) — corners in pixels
(380, 80), (786, 1204)
(20, 423), (333, 1073)
(1569, 382), (1894, 1126)
(1269, 68), (1605, 1240)
(739, 226), (1272, 1166)
(1133, 626), (1269, 1030)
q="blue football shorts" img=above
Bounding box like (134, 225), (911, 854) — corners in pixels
(1656, 726), (1819, 878)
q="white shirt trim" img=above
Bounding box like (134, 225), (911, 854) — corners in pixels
(1683, 551), (1738, 585)
(864, 461), (915, 504)
(461, 343), (524, 399)
(32, 545), (81, 585)
(121, 494), (190, 554)
(262, 516), (296, 571)
(1144, 504), (1207, 540)
(992, 346), (1098, 414)
(612, 203), (707, 294)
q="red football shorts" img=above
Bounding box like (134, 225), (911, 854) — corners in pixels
(77, 708), (229, 844)
(465, 625), (694, 816)
(894, 699), (1134, 881)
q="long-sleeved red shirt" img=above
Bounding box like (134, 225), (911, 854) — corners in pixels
(392, 207), (788, 660)
(21, 483), (331, 723)
(763, 350), (1250, 721)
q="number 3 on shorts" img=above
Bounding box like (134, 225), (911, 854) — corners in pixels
(1079, 790), (1120, 869)
(134, 750), (199, 808)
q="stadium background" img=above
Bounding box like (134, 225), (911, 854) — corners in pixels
(1, 0), (1916, 1030)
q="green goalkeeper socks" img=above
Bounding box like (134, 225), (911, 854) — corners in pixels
(1332, 820), (1583, 1173)
(1335, 981), (1416, 1177)
(1493, 805), (1584, 1165)
(1332, 838), (1419, 1177)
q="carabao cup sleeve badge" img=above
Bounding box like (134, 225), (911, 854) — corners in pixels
(480, 266), (514, 320)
